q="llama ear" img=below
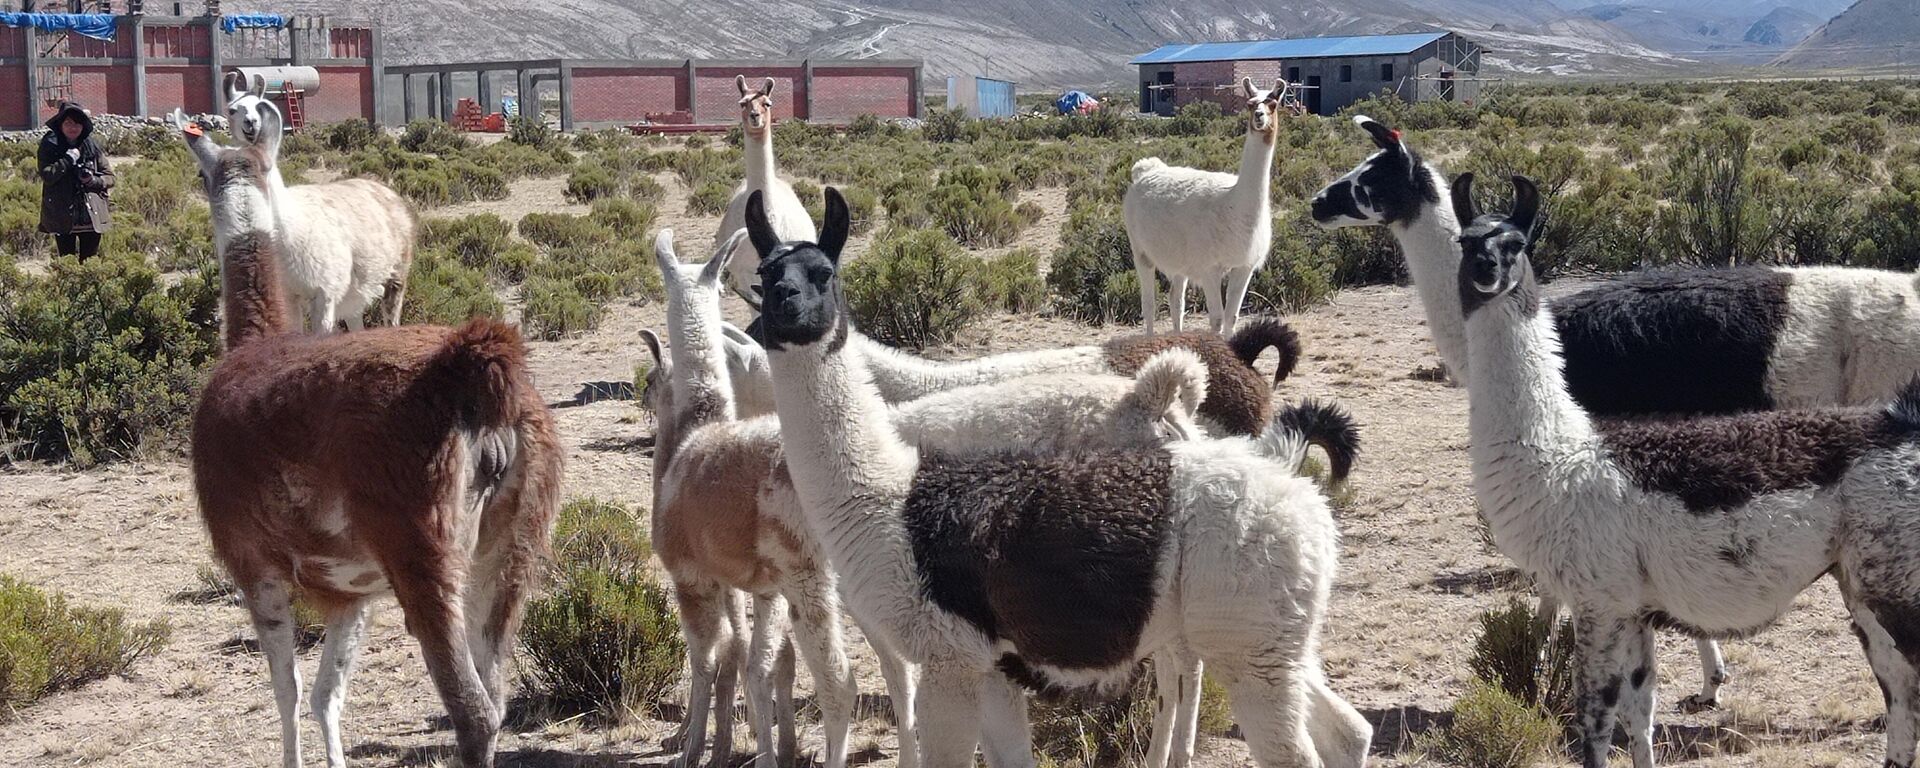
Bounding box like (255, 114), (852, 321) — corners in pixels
(761, 77), (776, 96)
(249, 74), (267, 99)
(736, 74), (749, 95)
(745, 190), (782, 259)
(640, 329), (663, 366)
(703, 229), (747, 286)
(820, 187), (850, 264)
(254, 100), (284, 168)
(224, 71), (244, 104)
(1355, 115), (1399, 150)
(653, 228), (680, 275)
(1509, 175), (1541, 238)
(1240, 77), (1257, 98)
(1451, 173), (1478, 226)
(1271, 78), (1286, 99)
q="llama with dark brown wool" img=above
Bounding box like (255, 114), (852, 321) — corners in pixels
(185, 117), (563, 768)
(748, 187), (1371, 768)
(1457, 175), (1920, 768)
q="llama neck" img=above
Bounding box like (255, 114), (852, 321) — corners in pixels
(768, 331), (917, 549)
(661, 302), (738, 465)
(1232, 128), (1277, 203)
(744, 129), (777, 190)
(1392, 166), (1471, 384)
(854, 334), (1104, 402)
(1464, 297), (1597, 532)
(220, 230), (288, 348)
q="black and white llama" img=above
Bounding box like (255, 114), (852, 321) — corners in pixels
(1458, 175), (1920, 768)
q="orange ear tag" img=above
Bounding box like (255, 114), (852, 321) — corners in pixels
(184, 123), (204, 137)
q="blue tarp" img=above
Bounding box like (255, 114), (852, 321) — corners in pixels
(1055, 90), (1098, 115)
(220, 13), (289, 33)
(0, 12), (118, 42)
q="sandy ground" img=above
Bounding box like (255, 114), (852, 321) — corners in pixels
(0, 169), (1894, 768)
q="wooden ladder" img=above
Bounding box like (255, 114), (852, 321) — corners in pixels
(283, 91), (307, 131)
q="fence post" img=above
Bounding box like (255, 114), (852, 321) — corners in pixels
(476, 69), (492, 115)
(515, 68), (533, 122)
(369, 26), (385, 125)
(557, 61), (573, 132)
(436, 70), (452, 123)
(23, 25), (39, 126)
(131, 15), (148, 117)
(207, 15), (224, 115)
(685, 58), (697, 121)
(801, 58), (813, 121)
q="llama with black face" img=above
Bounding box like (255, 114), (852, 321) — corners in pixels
(1458, 175), (1920, 768)
(748, 187), (1371, 768)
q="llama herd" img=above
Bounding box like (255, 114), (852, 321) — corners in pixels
(163, 72), (1920, 768)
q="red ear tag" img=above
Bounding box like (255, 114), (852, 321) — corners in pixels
(1388, 129), (1402, 142)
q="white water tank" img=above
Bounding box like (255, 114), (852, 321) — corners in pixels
(230, 66), (321, 94)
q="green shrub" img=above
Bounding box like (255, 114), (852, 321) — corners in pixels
(1854, 169), (1920, 269)
(519, 499), (683, 720)
(1047, 206), (1138, 325)
(508, 116), (561, 150)
(688, 180), (733, 216)
(1246, 221), (1338, 314)
(520, 211), (613, 249)
(843, 229), (988, 349)
(587, 198), (658, 239)
(565, 166), (620, 203)
(447, 160), (510, 202)
(1730, 85), (1792, 120)
(927, 165), (1026, 247)
(473, 140), (573, 178)
(1467, 599), (1577, 718)
(924, 107), (979, 143)
(314, 118), (390, 153)
(400, 251), (504, 325)
(0, 574), (170, 720)
(388, 167), (453, 207)
(0, 254), (220, 465)
(1654, 117), (1780, 266)
(1515, 97), (1584, 129)
(980, 250), (1046, 313)
(399, 119), (473, 154)
(420, 214), (534, 282)
(1418, 681), (1562, 768)
(1029, 659), (1232, 767)
(1819, 115), (1890, 157)
(571, 128), (635, 152)
(522, 277), (604, 340)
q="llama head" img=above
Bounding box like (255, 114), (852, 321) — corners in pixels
(225, 72), (270, 145)
(1454, 172), (1541, 317)
(1240, 77), (1287, 137)
(639, 328), (672, 414)
(1310, 115), (1440, 229)
(737, 75), (777, 136)
(654, 227), (744, 353)
(750, 187), (850, 351)
(172, 107), (275, 235)
(1114, 348), (1210, 443)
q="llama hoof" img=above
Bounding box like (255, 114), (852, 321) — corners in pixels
(1677, 694), (1719, 713)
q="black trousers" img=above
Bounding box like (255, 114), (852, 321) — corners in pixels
(55, 232), (101, 259)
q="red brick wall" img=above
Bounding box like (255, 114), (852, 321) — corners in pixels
(65, 66), (139, 117)
(1174, 60), (1280, 113)
(570, 67), (685, 124)
(693, 67), (803, 123)
(809, 67), (913, 122)
(145, 65), (215, 116)
(308, 66), (372, 123)
(144, 24), (212, 59)
(0, 67), (26, 129)
(0, 26), (24, 58)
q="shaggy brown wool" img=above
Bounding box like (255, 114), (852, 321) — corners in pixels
(1104, 331), (1276, 436)
(1597, 408), (1901, 514)
(903, 449), (1174, 675)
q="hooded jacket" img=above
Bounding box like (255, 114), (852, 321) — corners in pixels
(38, 101), (114, 235)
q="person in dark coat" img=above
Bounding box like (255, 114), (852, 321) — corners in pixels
(38, 101), (114, 259)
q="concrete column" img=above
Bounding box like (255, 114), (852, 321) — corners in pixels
(368, 27), (385, 125)
(436, 71), (452, 122)
(207, 16), (224, 115)
(402, 73), (414, 122)
(476, 70), (492, 114)
(23, 26), (39, 127)
(131, 17), (148, 117)
(557, 62), (573, 132)
(910, 64), (923, 119)
(801, 58), (813, 120)
(287, 24), (304, 65)
(685, 58), (698, 120)
(515, 68), (533, 121)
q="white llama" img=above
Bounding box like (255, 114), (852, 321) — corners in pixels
(745, 188), (1372, 768)
(224, 71), (271, 144)
(1123, 77), (1284, 335)
(172, 103), (414, 334)
(717, 75), (815, 299)
(1455, 175), (1920, 768)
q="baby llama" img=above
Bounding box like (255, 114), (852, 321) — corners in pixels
(1123, 77), (1285, 335)
(173, 102), (413, 334)
(717, 75), (816, 299)
(746, 187), (1371, 768)
(187, 117), (563, 768)
(1456, 175), (1920, 768)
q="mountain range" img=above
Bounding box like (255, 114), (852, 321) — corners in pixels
(1773, 0), (1920, 71)
(298, 0), (1901, 87)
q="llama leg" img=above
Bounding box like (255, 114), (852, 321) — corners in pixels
(1133, 251), (1159, 334)
(1172, 656), (1205, 768)
(383, 277), (408, 326)
(674, 584), (728, 768)
(713, 589), (750, 768)
(864, 627), (919, 768)
(1853, 603), (1919, 767)
(1148, 648), (1203, 768)
(1220, 666), (1319, 767)
(745, 594), (785, 768)
(1572, 614), (1635, 768)
(1306, 674), (1372, 768)
(916, 665), (984, 768)
(242, 579), (303, 768)
(789, 586), (854, 768)
(1200, 278), (1228, 335)
(975, 669), (1034, 768)
(1618, 623), (1659, 768)
(310, 295), (339, 336)
(1168, 274), (1190, 333)
(775, 632), (798, 766)
(391, 570), (499, 768)
(1223, 265), (1254, 336)
(338, 293), (369, 332)
(312, 598), (372, 768)
(1679, 639), (1728, 712)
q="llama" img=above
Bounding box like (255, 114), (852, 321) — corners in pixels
(735, 307), (1302, 434)
(172, 104), (414, 334)
(1123, 77), (1284, 335)
(1309, 116), (1739, 707)
(746, 187), (1372, 768)
(224, 71), (270, 144)
(1455, 176), (1920, 768)
(187, 120), (563, 768)
(717, 75), (816, 300)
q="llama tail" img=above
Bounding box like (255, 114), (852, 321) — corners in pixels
(430, 317), (537, 429)
(1130, 157), (1166, 182)
(1886, 375), (1920, 434)
(1228, 317), (1303, 384)
(1130, 348), (1209, 437)
(1258, 400), (1359, 482)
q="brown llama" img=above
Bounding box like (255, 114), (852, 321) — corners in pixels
(183, 119), (563, 768)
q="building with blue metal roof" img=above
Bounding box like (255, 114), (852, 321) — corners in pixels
(1134, 31), (1482, 117)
